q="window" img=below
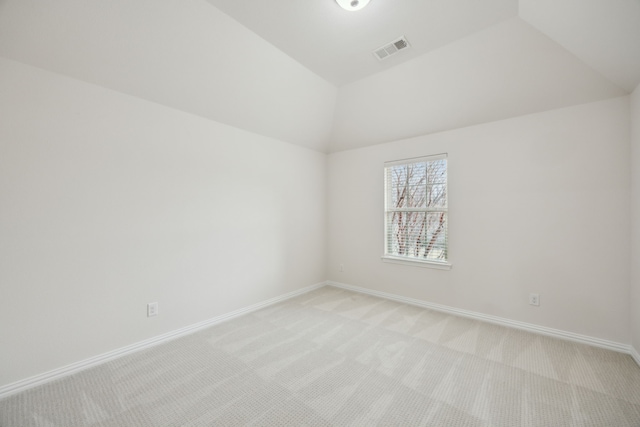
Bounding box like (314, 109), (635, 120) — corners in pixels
(383, 154), (450, 268)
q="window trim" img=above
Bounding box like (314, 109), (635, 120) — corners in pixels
(382, 153), (451, 270)
(381, 255), (452, 270)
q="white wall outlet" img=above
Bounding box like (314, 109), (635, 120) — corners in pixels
(339, 264), (344, 272)
(147, 302), (158, 317)
(529, 293), (540, 306)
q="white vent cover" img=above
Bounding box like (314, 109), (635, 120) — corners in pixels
(373, 36), (410, 61)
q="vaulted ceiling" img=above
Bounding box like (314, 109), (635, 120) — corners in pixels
(206, 0), (519, 86)
(1, 0), (639, 152)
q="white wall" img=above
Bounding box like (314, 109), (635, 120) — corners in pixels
(632, 85), (640, 354)
(0, 58), (327, 388)
(328, 97), (631, 343)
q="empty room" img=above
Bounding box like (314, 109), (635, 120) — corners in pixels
(1, 0), (640, 425)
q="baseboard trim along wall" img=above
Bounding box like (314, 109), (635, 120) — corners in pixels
(631, 346), (640, 367)
(0, 282), (325, 399)
(328, 281), (635, 358)
(2, 280), (637, 399)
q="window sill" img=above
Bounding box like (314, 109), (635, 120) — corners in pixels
(381, 255), (452, 270)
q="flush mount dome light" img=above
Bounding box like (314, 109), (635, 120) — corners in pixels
(336, 0), (371, 11)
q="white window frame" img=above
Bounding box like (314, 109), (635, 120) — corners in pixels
(382, 154), (451, 270)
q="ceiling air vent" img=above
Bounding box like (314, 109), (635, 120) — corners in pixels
(373, 36), (410, 61)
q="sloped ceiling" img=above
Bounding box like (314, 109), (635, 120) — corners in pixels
(0, 0), (638, 153)
(0, 0), (337, 152)
(520, 0), (640, 92)
(205, 0), (519, 86)
(330, 17), (626, 151)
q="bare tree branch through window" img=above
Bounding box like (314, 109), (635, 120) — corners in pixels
(384, 156), (448, 263)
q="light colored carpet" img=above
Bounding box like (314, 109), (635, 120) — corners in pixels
(1, 286), (640, 426)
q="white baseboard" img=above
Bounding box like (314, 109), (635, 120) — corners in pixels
(631, 346), (640, 367)
(3, 280), (637, 400)
(0, 281), (326, 399)
(328, 281), (633, 356)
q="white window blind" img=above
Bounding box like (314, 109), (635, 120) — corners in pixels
(384, 154), (448, 265)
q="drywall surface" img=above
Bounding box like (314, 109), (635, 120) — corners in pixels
(328, 96), (631, 343)
(0, 0), (336, 152)
(330, 18), (624, 152)
(632, 84), (640, 352)
(0, 58), (326, 388)
(520, 0), (640, 92)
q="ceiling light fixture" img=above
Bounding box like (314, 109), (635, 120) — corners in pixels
(336, 0), (371, 12)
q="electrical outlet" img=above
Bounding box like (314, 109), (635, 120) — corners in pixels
(147, 302), (158, 317)
(339, 264), (344, 272)
(529, 293), (540, 307)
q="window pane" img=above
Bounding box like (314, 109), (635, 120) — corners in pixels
(405, 212), (426, 257)
(407, 163), (426, 208)
(407, 184), (426, 208)
(387, 211), (427, 257)
(408, 163), (426, 186)
(387, 211), (405, 255)
(389, 165), (407, 208)
(423, 212), (447, 260)
(427, 160), (447, 185)
(427, 183), (447, 208)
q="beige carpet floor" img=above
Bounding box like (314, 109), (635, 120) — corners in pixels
(1, 286), (640, 426)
